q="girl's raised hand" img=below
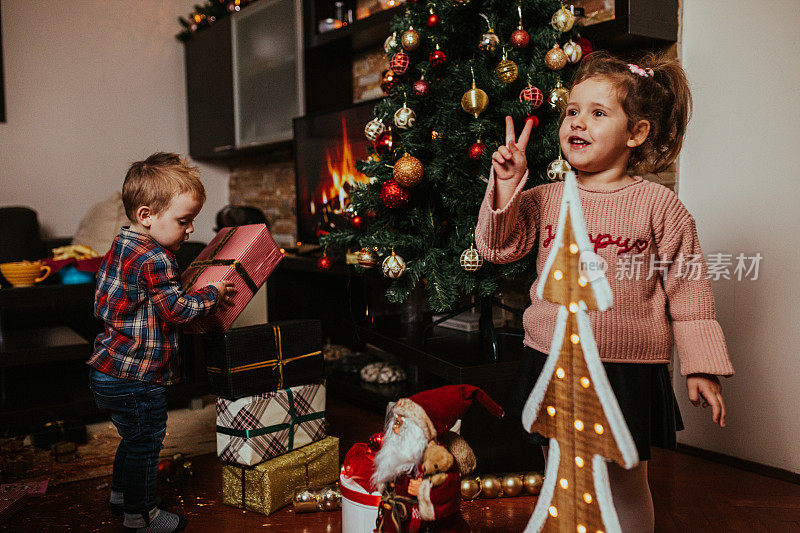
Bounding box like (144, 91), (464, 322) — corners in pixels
(492, 115), (534, 184)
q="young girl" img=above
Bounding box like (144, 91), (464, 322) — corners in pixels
(475, 51), (734, 532)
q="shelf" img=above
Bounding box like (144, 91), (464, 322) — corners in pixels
(325, 368), (412, 412)
(0, 326), (91, 368)
(0, 282), (95, 310)
(308, 6), (401, 51)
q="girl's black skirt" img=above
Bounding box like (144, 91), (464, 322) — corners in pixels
(513, 346), (684, 462)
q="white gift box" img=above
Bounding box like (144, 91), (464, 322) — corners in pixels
(340, 473), (381, 533)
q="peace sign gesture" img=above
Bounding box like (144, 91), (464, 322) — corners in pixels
(492, 116), (534, 185)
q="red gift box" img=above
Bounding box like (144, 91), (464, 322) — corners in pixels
(181, 224), (283, 332)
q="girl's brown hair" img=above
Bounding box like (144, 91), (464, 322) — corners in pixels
(122, 152), (206, 222)
(571, 50), (692, 175)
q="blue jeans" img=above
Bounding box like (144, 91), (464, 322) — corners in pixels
(89, 368), (167, 515)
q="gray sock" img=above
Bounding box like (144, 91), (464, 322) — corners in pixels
(124, 508), (184, 532)
(110, 490), (123, 506)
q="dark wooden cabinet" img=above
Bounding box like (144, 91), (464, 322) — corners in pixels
(574, 0), (679, 51)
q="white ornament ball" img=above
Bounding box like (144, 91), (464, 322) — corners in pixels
(382, 251), (406, 279)
(563, 39), (583, 63)
(384, 33), (398, 54)
(551, 7), (576, 32)
(547, 157), (572, 181)
(460, 245), (483, 272)
(364, 118), (386, 142)
(393, 106), (416, 130)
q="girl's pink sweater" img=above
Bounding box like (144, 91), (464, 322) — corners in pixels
(476, 172), (734, 376)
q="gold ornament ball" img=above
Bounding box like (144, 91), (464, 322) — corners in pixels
(460, 477), (480, 500)
(461, 84), (489, 118)
(460, 245), (483, 272)
(548, 80), (570, 110)
(551, 7), (576, 32)
(382, 251), (406, 279)
(480, 475), (502, 499)
(495, 59), (519, 84)
(319, 487), (341, 511)
(478, 31), (500, 52)
(502, 474), (524, 497)
(523, 473), (544, 495)
(563, 39), (583, 63)
(545, 43), (568, 70)
(401, 28), (421, 51)
(293, 488), (318, 512)
(393, 155), (424, 187)
(431, 130), (441, 140)
(393, 106), (416, 130)
(547, 157), (572, 181)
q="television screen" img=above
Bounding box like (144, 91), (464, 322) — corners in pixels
(293, 101), (377, 244)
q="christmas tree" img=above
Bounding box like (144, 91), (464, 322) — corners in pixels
(321, 0), (589, 311)
(521, 170), (638, 533)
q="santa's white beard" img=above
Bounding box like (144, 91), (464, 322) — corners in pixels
(371, 415), (428, 490)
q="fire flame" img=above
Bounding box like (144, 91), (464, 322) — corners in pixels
(313, 117), (370, 215)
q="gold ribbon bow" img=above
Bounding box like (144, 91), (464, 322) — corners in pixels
(376, 486), (417, 533)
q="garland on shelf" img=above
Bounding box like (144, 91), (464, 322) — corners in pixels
(176, 0), (258, 41)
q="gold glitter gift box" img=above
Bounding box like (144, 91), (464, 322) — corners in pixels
(222, 436), (339, 515)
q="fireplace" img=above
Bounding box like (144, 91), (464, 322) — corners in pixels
(293, 101), (377, 244)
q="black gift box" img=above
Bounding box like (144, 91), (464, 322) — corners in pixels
(199, 320), (324, 400)
(32, 420), (87, 451)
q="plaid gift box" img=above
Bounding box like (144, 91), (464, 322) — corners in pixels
(222, 436), (339, 515)
(202, 320), (324, 399)
(182, 224), (283, 333)
(216, 382), (327, 466)
(0, 490), (26, 524)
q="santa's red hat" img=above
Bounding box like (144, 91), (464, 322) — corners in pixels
(392, 385), (504, 441)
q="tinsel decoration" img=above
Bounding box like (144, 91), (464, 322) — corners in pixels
(545, 43), (568, 70)
(393, 154), (424, 187)
(382, 249), (406, 279)
(380, 180), (410, 208)
(459, 244), (483, 272)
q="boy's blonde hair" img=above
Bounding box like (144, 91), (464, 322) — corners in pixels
(571, 51), (692, 175)
(122, 152), (206, 222)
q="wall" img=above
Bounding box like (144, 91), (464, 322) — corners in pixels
(0, 0), (228, 244)
(677, 0), (800, 473)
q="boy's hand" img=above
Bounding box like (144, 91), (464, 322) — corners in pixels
(210, 281), (236, 310)
(492, 115), (534, 185)
(687, 373), (726, 428)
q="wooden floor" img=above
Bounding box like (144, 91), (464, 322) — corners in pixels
(5, 395), (800, 532)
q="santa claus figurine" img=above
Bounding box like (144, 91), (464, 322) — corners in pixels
(371, 385), (505, 532)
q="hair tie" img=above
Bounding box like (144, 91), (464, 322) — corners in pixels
(627, 63), (654, 78)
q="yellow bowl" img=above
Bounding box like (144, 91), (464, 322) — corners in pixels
(0, 261), (52, 287)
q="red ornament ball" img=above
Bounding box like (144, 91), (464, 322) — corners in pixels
(519, 85), (544, 108)
(526, 115), (540, 129)
(390, 52), (410, 75)
(510, 29), (530, 48)
(367, 432), (383, 452)
(374, 130), (394, 156)
(317, 255), (333, 271)
(468, 141), (485, 161)
(413, 78), (430, 97)
(576, 37), (593, 57)
(350, 215), (364, 230)
(157, 458), (177, 482)
(427, 13), (440, 27)
(380, 179), (410, 209)
(428, 49), (446, 68)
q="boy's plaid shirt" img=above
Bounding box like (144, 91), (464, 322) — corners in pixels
(87, 227), (219, 384)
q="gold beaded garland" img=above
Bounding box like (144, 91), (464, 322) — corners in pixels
(460, 477), (481, 499)
(480, 475), (502, 498)
(502, 474), (524, 497)
(523, 472), (544, 494)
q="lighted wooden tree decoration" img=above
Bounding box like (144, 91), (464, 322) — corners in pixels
(521, 171), (638, 533)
